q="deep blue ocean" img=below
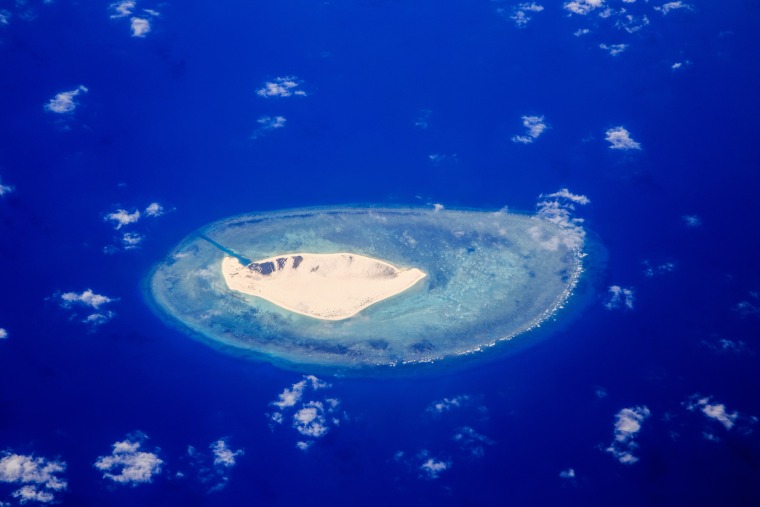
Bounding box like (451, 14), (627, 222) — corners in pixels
(1, 0), (760, 505)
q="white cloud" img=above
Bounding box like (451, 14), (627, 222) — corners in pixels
(185, 439), (243, 493)
(427, 153), (458, 165)
(418, 453), (450, 479)
(252, 115), (287, 139)
(684, 395), (739, 430)
(599, 43), (628, 56)
(109, 1), (135, 18)
(427, 395), (470, 414)
(511, 115), (547, 144)
(671, 60), (692, 70)
(0, 10), (11, 25)
(605, 126), (641, 150)
(702, 338), (748, 355)
(83, 311), (115, 326)
(60, 289), (114, 310)
(509, 3), (544, 28)
(44, 86), (88, 114)
(605, 406), (650, 464)
(414, 109), (431, 129)
(433, 203), (444, 212)
(0, 453), (67, 504)
(564, 0), (604, 15)
(105, 209), (141, 229)
(272, 375), (328, 409)
(559, 468), (576, 479)
(452, 426), (494, 457)
(0, 328), (7, 339)
(144, 202), (164, 217)
(0, 180), (13, 196)
(533, 189), (590, 251)
(642, 260), (676, 277)
(682, 214), (701, 227)
(574, 28), (591, 36)
(269, 375), (341, 449)
(211, 440), (243, 468)
(654, 1), (693, 15)
(604, 285), (635, 310)
(94, 433), (163, 485)
(256, 77), (306, 98)
(293, 401), (329, 438)
(541, 188), (590, 205)
(295, 441), (312, 451)
(121, 232), (144, 249)
(130, 17), (150, 37)
(257, 115), (286, 129)
(734, 299), (760, 318)
(616, 14), (649, 33)
(12, 485), (55, 504)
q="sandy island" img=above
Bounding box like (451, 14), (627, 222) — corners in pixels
(221, 253), (427, 320)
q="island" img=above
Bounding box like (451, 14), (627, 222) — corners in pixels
(222, 253), (427, 320)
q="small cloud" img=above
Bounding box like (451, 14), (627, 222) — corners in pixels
(121, 232), (144, 249)
(0, 179), (14, 197)
(533, 189), (590, 251)
(44, 85), (88, 114)
(0, 452), (67, 504)
(427, 395), (470, 414)
(94, 433), (163, 485)
(105, 209), (141, 229)
(563, 0), (605, 16)
(594, 386), (608, 399)
(684, 395), (740, 430)
(251, 115), (287, 139)
(427, 153), (458, 165)
(295, 441), (312, 451)
(507, 3), (544, 28)
(256, 77), (306, 98)
(642, 260), (676, 277)
(268, 376), (342, 449)
(616, 14), (649, 33)
(184, 439), (243, 493)
(452, 426), (494, 457)
(605, 406), (651, 464)
(293, 401), (330, 438)
(0, 328), (7, 340)
(414, 109), (432, 129)
(599, 43), (628, 56)
(433, 203), (444, 212)
(541, 188), (590, 205)
(701, 337), (748, 355)
(271, 375), (327, 410)
(682, 214), (702, 227)
(574, 28), (591, 36)
(109, 1), (135, 18)
(418, 452), (450, 480)
(559, 468), (576, 479)
(144, 202), (164, 217)
(605, 126), (641, 150)
(60, 289), (114, 310)
(654, 1), (693, 15)
(0, 10), (11, 25)
(130, 17), (150, 37)
(671, 60), (692, 71)
(604, 285), (634, 310)
(511, 115), (547, 144)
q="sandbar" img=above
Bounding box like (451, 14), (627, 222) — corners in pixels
(222, 252), (427, 320)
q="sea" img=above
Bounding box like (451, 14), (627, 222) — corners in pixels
(1, 0), (759, 505)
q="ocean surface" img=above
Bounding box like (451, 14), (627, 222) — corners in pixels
(1, 0), (759, 505)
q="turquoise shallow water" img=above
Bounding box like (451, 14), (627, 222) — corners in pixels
(148, 206), (584, 370)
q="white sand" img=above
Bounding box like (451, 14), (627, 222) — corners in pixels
(221, 253), (427, 320)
